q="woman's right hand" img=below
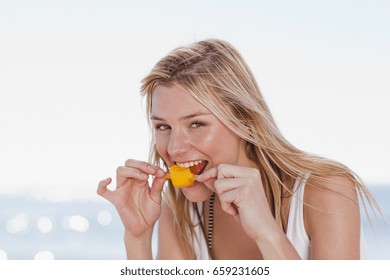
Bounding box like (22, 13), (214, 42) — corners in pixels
(97, 159), (167, 238)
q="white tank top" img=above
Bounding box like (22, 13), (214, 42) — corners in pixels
(190, 174), (367, 259)
(189, 202), (210, 259)
(285, 173), (311, 259)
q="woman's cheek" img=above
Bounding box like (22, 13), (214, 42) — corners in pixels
(201, 132), (216, 147)
(191, 128), (216, 148)
(197, 127), (228, 156)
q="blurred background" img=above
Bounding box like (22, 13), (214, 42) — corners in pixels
(0, 0), (389, 259)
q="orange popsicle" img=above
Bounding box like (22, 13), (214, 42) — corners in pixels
(163, 165), (196, 188)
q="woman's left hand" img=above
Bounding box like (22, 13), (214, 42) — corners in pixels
(196, 164), (277, 242)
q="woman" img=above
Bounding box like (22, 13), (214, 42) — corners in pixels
(97, 39), (377, 259)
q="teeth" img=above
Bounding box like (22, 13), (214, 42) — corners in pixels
(177, 160), (203, 168)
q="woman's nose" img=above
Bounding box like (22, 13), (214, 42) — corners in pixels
(167, 129), (191, 157)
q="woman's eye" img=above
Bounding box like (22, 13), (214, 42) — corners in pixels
(155, 124), (170, 131)
(190, 122), (204, 128)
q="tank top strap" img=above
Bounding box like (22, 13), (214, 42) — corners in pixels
(286, 173), (311, 259)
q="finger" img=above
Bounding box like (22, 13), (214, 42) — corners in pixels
(196, 167), (218, 182)
(196, 164), (245, 183)
(195, 167), (218, 192)
(217, 164), (260, 180)
(216, 164), (241, 178)
(149, 177), (167, 206)
(116, 166), (149, 185)
(218, 190), (239, 216)
(214, 177), (247, 194)
(124, 159), (166, 177)
(221, 202), (238, 216)
(97, 178), (114, 202)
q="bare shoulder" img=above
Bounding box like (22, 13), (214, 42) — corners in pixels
(156, 200), (188, 259)
(303, 175), (361, 259)
(304, 175), (359, 206)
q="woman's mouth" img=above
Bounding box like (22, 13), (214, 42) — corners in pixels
(176, 160), (208, 175)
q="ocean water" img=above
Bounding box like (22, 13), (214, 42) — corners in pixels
(0, 186), (389, 260)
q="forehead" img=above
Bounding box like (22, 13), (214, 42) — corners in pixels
(151, 85), (211, 118)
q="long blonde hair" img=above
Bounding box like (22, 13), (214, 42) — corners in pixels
(140, 39), (378, 259)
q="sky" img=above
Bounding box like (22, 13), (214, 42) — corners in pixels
(0, 0), (389, 202)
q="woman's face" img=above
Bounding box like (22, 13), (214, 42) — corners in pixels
(151, 84), (249, 202)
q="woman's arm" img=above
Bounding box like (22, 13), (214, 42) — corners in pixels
(304, 176), (361, 259)
(124, 228), (154, 259)
(156, 201), (189, 259)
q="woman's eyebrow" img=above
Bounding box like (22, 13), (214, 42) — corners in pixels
(150, 115), (165, 121)
(150, 112), (212, 121)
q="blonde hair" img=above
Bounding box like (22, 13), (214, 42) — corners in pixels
(140, 39), (378, 259)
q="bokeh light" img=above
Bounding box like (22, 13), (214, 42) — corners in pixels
(5, 212), (29, 234)
(68, 215), (89, 232)
(36, 216), (54, 234)
(97, 210), (112, 226)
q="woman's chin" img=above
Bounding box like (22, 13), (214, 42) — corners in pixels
(181, 182), (213, 202)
